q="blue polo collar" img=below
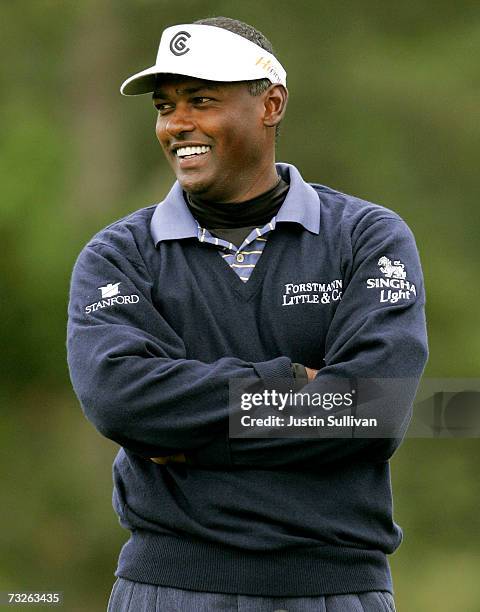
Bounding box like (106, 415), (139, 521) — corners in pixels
(150, 163), (320, 246)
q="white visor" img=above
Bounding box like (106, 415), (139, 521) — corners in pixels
(120, 24), (286, 96)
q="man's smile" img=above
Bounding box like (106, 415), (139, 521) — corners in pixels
(169, 142), (212, 169)
(174, 145), (211, 158)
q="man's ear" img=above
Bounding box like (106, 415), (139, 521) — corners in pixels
(263, 84), (288, 128)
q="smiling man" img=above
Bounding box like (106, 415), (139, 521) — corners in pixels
(67, 16), (427, 612)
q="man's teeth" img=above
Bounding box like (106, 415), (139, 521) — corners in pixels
(176, 145), (211, 158)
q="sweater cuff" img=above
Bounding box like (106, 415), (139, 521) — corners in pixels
(292, 363), (309, 391)
(252, 356), (295, 391)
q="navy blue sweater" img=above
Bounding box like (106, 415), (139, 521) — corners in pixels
(67, 163), (428, 596)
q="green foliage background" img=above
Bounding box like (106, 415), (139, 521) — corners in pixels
(1, 1), (479, 610)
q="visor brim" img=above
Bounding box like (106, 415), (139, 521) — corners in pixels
(120, 65), (243, 96)
(120, 66), (161, 96)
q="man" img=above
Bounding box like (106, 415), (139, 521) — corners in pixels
(67, 16), (427, 611)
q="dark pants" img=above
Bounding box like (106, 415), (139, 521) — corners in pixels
(107, 578), (396, 611)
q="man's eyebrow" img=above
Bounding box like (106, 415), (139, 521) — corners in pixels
(152, 84), (220, 100)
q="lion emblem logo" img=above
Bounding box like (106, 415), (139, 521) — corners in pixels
(377, 257), (406, 279)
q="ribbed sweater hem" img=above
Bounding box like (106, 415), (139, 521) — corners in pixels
(115, 530), (393, 596)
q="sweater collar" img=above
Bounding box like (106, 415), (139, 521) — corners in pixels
(150, 163), (321, 246)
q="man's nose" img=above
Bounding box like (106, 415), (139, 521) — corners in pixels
(165, 105), (195, 137)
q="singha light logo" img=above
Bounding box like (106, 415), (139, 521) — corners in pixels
(98, 282), (121, 298)
(377, 257), (406, 280)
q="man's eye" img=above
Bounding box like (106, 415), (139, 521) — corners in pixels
(154, 103), (173, 113)
(193, 97), (212, 104)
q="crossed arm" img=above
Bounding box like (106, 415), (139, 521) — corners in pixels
(150, 366), (319, 464)
(67, 216), (428, 470)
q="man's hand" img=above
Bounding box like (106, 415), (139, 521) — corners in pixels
(305, 367), (319, 382)
(150, 453), (187, 464)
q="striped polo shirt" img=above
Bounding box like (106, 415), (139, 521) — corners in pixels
(196, 220), (272, 282)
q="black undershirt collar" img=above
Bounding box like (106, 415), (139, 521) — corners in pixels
(184, 177), (290, 230)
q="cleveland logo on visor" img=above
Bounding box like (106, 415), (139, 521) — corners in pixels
(169, 31), (191, 56)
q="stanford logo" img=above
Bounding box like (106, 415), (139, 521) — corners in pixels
(99, 282), (121, 298)
(84, 281), (140, 315)
(169, 31), (191, 56)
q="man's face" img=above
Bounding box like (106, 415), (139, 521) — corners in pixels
(153, 75), (272, 202)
